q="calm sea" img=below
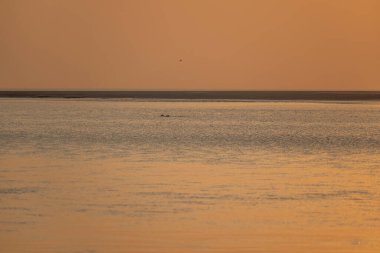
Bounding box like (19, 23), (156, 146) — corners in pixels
(1, 98), (379, 252)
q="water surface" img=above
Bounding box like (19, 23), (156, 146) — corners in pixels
(0, 99), (379, 252)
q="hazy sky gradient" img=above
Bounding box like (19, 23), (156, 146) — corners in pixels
(1, 0), (379, 90)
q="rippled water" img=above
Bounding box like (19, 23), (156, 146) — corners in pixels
(0, 99), (379, 252)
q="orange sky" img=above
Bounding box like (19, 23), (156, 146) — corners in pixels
(0, 0), (379, 90)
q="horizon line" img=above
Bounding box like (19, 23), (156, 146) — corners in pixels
(2, 90), (380, 101)
(1, 89), (380, 92)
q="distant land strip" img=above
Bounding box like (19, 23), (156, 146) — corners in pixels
(1, 91), (380, 101)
